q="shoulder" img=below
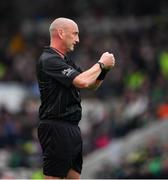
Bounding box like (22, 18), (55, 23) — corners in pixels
(39, 50), (62, 66)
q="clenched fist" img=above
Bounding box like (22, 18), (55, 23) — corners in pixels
(99, 52), (115, 70)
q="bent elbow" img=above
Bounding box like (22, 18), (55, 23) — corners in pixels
(82, 81), (90, 88)
(73, 77), (90, 89)
(76, 80), (90, 88)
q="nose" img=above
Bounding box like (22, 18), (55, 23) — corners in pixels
(76, 35), (79, 43)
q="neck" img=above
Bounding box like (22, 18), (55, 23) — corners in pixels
(50, 43), (66, 58)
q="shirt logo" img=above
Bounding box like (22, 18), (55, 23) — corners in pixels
(62, 68), (74, 76)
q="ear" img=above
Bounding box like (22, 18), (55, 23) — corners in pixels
(57, 28), (64, 39)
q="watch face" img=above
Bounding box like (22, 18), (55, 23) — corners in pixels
(97, 62), (105, 70)
(98, 62), (105, 70)
(101, 63), (105, 69)
(100, 62), (105, 69)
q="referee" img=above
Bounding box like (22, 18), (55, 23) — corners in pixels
(36, 17), (115, 179)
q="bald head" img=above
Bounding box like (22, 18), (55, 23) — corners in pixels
(49, 17), (78, 34)
(49, 17), (79, 53)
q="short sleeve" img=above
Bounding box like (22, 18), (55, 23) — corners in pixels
(42, 57), (80, 87)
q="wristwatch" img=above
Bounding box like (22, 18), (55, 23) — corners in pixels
(97, 62), (105, 71)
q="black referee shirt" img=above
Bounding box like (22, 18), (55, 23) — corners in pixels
(36, 47), (82, 124)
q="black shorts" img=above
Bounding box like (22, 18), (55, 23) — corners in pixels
(37, 120), (83, 178)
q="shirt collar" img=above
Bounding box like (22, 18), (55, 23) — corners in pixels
(44, 46), (68, 62)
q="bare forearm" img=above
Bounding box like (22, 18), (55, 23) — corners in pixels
(89, 80), (103, 90)
(73, 63), (101, 88)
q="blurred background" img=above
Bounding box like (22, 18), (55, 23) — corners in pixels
(0, 0), (168, 178)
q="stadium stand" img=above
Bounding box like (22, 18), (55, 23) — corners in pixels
(0, 0), (168, 178)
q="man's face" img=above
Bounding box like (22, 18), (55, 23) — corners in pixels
(62, 24), (79, 52)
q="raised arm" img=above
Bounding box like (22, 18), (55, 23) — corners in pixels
(73, 52), (115, 89)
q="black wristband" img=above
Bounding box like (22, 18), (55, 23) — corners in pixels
(97, 69), (109, 80)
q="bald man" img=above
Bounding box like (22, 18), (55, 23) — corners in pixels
(36, 17), (115, 179)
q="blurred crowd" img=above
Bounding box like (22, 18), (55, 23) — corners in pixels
(94, 137), (168, 178)
(0, 0), (168, 178)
